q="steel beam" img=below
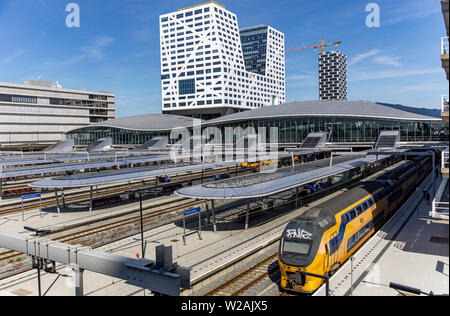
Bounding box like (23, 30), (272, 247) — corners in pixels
(0, 231), (191, 296)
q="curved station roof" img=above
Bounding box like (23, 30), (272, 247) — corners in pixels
(66, 100), (442, 135)
(69, 114), (202, 133)
(205, 100), (442, 125)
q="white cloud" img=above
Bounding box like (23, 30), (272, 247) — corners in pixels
(349, 68), (442, 82)
(348, 50), (381, 66)
(373, 56), (401, 67)
(3, 49), (24, 63)
(286, 74), (313, 81)
(81, 36), (115, 60)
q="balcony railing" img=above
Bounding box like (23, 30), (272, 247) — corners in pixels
(442, 37), (449, 55)
(442, 95), (449, 113)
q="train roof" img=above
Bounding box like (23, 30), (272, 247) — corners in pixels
(295, 161), (421, 224)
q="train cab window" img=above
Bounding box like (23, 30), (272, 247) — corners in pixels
(368, 198), (374, 207)
(282, 240), (311, 255)
(355, 206), (363, 215)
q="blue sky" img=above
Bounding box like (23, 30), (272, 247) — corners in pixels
(0, 0), (448, 118)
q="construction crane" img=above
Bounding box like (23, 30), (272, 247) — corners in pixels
(286, 37), (342, 54)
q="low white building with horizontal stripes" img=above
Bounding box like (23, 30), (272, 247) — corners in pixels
(0, 80), (115, 150)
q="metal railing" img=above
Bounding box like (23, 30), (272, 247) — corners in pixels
(442, 37), (449, 55)
(442, 95), (449, 113)
(431, 174), (449, 219)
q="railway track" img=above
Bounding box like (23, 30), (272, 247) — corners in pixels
(0, 197), (206, 277)
(205, 253), (281, 296)
(0, 166), (247, 217)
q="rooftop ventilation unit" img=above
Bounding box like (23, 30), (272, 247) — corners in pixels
(300, 133), (328, 149)
(87, 138), (113, 152)
(375, 131), (400, 150)
(44, 139), (75, 153)
(138, 137), (169, 150)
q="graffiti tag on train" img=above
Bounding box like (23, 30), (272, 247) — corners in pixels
(286, 229), (312, 240)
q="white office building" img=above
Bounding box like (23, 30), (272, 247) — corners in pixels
(0, 80), (115, 150)
(159, 1), (286, 120)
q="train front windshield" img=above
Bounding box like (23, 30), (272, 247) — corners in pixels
(282, 239), (311, 255)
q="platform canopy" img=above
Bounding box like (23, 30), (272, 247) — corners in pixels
(28, 153), (291, 189)
(176, 154), (391, 200)
(1, 155), (170, 179)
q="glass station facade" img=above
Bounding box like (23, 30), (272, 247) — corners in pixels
(66, 116), (448, 146)
(67, 127), (169, 146)
(211, 117), (448, 143)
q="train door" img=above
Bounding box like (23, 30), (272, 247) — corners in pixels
(328, 232), (338, 270)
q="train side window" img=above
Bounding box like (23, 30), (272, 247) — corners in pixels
(362, 202), (369, 210)
(349, 210), (357, 219)
(368, 198), (374, 207)
(355, 205), (363, 215)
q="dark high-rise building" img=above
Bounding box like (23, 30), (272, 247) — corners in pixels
(240, 25), (269, 75)
(319, 50), (347, 101)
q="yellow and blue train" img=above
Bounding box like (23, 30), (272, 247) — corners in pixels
(278, 155), (432, 294)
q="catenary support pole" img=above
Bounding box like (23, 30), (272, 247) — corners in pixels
(89, 186), (93, 213)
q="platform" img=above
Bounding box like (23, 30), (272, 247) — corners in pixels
(0, 173), (353, 296)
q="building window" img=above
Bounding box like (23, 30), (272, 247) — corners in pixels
(0, 94), (37, 104)
(179, 79), (196, 95)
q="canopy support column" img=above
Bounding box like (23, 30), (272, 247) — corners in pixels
(211, 200), (217, 233)
(61, 189), (66, 208)
(54, 189), (61, 215)
(89, 186), (93, 212)
(205, 201), (210, 224)
(245, 200), (250, 230)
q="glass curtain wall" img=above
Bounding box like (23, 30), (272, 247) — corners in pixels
(66, 117), (448, 146)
